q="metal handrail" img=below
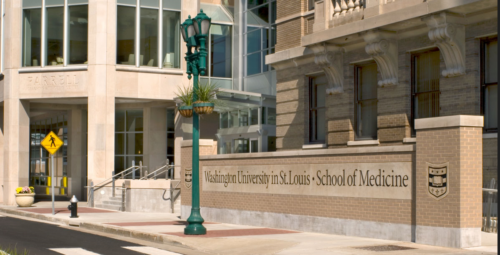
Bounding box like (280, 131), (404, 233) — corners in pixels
(140, 164), (179, 180)
(90, 166), (138, 189)
(85, 163), (144, 207)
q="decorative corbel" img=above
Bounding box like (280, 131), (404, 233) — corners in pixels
(423, 12), (465, 77)
(362, 30), (398, 87)
(310, 43), (345, 95)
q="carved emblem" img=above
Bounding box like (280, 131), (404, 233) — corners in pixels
(427, 162), (449, 200)
(184, 168), (192, 189)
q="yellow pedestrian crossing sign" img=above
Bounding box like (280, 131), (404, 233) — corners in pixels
(41, 131), (63, 155)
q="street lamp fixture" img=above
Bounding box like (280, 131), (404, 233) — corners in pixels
(181, 10), (211, 236)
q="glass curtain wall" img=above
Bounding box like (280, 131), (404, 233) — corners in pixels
(117, 0), (181, 68)
(22, 0), (88, 67)
(115, 110), (144, 174)
(244, 0), (276, 76)
(202, 24), (233, 89)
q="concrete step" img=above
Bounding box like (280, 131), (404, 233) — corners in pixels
(103, 200), (122, 206)
(109, 196), (123, 201)
(95, 203), (122, 211)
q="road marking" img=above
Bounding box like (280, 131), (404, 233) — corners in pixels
(49, 248), (101, 255)
(123, 246), (182, 255)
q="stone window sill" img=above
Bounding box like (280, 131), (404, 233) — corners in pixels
(347, 140), (380, 146)
(302, 144), (326, 149)
(116, 65), (184, 75)
(18, 65), (88, 73)
(403, 138), (417, 143)
(483, 133), (497, 139)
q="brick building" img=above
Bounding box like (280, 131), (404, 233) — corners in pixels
(179, 0), (497, 249)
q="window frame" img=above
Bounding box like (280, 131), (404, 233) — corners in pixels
(202, 22), (234, 88)
(410, 49), (441, 137)
(21, 0), (88, 68)
(354, 63), (378, 140)
(116, 0), (181, 69)
(308, 76), (326, 144)
(243, 0), (276, 77)
(115, 109), (144, 174)
(480, 37), (498, 133)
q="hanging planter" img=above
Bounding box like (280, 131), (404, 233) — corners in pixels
(179, 105), (193, 118)
(193, 101), (215, 115)
(193, 81), (218, 115)
(175, 85), (194, 118)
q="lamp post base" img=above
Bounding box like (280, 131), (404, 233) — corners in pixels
(184, 208), (207, 235)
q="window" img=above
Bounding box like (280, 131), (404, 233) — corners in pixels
(22, 0), (88, 67)
(244, 0), (276, 76)
(482, 39), (498, 132)
(116, 0), (181, 68)
(412, 50), (440, 133)
(309, 75), (326, 143)
(356, 63), (378, 139)
(115, 109), (144, 174)
(208, 24), (233, 88)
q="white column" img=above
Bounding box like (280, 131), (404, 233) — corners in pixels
(87, 0), (113, 182)
(3, 100), (30, 205)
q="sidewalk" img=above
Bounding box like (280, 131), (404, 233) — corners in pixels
(0, 202), (497, 255)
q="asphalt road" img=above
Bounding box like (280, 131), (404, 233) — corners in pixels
(0, 215), (179, 255)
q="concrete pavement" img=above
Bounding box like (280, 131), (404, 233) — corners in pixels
(0, 202), (497, 255)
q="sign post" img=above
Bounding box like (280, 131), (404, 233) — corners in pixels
(40, 131), (64, 215)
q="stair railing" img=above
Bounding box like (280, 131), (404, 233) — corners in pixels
(86, 162), (143, 207)
(140, 160), (178, 180)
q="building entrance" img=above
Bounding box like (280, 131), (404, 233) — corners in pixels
(29, 115), (69, 199)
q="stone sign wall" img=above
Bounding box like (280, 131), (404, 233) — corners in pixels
(202, 162), (411, 199)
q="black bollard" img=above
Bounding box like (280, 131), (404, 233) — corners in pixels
(68, 195), (79, 218)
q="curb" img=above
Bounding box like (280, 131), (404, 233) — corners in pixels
(0, 207), (185, 248)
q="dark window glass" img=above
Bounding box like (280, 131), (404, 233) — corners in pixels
(117, 6), (136, 65)
(356, 63), (378, 139)
(162, 10), (181, 68)
(210, 24), (232, 78)
(22, 9), (42, 67)
(46, 7), (64, 66)
(309, 76), (326, 143)
(140, 8), (158, 67)
(68, 5), (88, 64)
(413, 51), (440, 119)
(483, 39), (498, 131)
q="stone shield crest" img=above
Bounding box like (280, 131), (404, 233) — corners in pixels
(184, 168), (192, 189)
(426, 162), (449, 200)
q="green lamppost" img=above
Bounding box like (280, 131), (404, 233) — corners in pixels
(180, 10), (211, 235)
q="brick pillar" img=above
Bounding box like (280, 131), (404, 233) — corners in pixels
(180, 139), (215, 219)
(415, 115), (483, 248)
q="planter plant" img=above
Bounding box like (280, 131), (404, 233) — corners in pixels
(175, 85), (194, 118)
(15, 186), (35, 207)
(193, 82), (218, 115)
